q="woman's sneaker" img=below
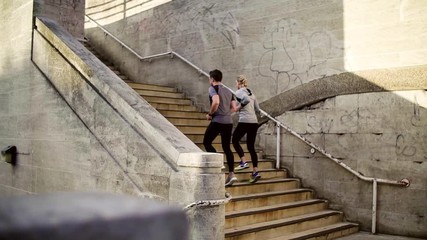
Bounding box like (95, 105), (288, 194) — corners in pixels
(235, 161), (249, 171)
(249, 172), (261, 183)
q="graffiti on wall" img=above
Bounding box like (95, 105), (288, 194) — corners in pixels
(411, 95), (427, 127)
(152, 3), (240, 50)
(395, 134), (417, 157)
(258, 18), (341, 94)
(307, 115), (333, 133)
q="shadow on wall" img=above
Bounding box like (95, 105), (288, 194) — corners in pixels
(259, 66), (427, 118)
(86, 0), (172, 25)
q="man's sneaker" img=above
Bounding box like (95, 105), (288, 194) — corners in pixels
(249, 172), (261, 183)
(225, 175), (238, 186)
(235, 161), (249, 171)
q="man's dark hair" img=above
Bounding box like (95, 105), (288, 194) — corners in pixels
(209, 69), (222, 82)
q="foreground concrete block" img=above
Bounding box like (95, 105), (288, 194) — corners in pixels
(0, 192), (189, 240)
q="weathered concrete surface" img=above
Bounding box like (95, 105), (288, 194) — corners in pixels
(0, 192), (189, 240)
(0, 3), (225, 240)
(34, 0), (85, 39)
(85, 0), (427, 105)
(32, 16), (224, 240)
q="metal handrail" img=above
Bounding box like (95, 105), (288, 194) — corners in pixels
(86, 15), (208, 76)
(84, 14), (410, 233)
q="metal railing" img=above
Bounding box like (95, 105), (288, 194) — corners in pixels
(84, 14), (411, 233)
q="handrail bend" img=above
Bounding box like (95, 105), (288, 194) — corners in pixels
(84, 14), (411, 233)
(85, 15), (207, 76)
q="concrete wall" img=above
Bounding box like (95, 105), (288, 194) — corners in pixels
(34, 0), (85, 39)
(82, 0), (427, 237)
(0, 2), (224, 240)
(85, 0), (427, 104)
(258, 90), (427, 237)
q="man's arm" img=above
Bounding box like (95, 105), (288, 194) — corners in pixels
(206, 95), (220, 120)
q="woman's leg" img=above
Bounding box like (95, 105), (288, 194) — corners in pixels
(246, 123), (259, 170)
(232, 123), (247, 159)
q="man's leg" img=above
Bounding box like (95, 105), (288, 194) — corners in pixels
(203, 122), (220, 152)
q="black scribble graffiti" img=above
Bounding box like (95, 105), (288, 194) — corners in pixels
(340, 109), (358, 127)
(219, 13), (240, 49)
(411, 95), (427, 127)
(258, 18), (340, 94)
(307, 116), (333, 133)
(359, 109), (382, 126)
(152, 3), (240, 50)
(396, 134), (416, 157)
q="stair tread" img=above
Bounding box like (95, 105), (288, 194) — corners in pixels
(234, 168), (286, 174)
(127, 82), (176, 91)
(224, 158), (273, 162)
(151, 103), (198, 111)
(161, 113), (206, 119)
(227, 178), (299, 188)
(224, 210), (342, 236)
(230, 188), (313, 201)
(143, 95), (191, 100)
(226, 199), (327, 218)
(272, 222), (359, 240)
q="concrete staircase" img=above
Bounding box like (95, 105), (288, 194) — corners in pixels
(84, 42), (359, 240)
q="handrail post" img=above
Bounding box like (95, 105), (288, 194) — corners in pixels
(372, 179), (378, 234)
(276, 121), (280, 169)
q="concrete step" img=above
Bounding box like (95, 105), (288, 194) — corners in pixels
(159, 110), (206, 119)
(167, 117), (209, 126)
(231, 169), (287, 181)
(127, 82), (176, 92)
(225, 199), (328, 229)
(136, 89), (184, 99)
(226, 189), (314, 212)
(176, 125), (207, 134)
(226, 178), (301, 196)
(224, 210), (344, 240)
(151, 103), (199, 112)
(196, 143), (255, 152)
(273, 222), (359, 240)
(185, 134), (221, 143)
(223, 159), (274, 171)
(143, 96), (192, 105)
